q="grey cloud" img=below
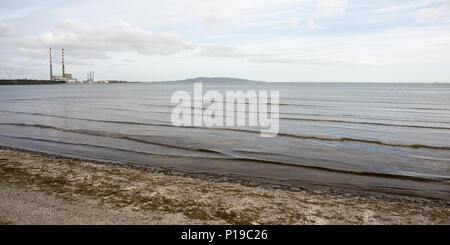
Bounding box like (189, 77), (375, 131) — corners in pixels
(415, 0), (450, 23)
(198, 45), (273, 59)
(314, 0), (348, 19)
(198, 45), (248, 58)
(0, 22), (14, 37)
(14, 19), (196, 59)
(248, 57), (365, 66)
(199, 45), (363, 66)
(65, 59), (93, 66)
(249, 57), (302, 64)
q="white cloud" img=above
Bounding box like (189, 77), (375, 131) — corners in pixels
(201, 8), (240, 28)
(283, 17), (301, 28)
(248, 57), (362, 66)
(306, 19), (321, 29)
(199, 45), (248, 58)
(188, 0), (312, 28)
(240, 26), (450, 67)
(64, 59), (93, 66)
(198, 44), (359, 66)
(14, 19), (196, 59)
(0, 22), (14, 37)
(306, 0), (347, 29)
(415, 0), (450, 23)
(195, 24), (450, 68)
(376, 0), (437, 14)
(314, 0), (348, 19)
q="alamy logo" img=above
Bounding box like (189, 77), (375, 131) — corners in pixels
(170, 83), (279, 137)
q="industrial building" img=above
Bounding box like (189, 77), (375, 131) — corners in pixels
(49, 48), (110, 84)
(49, 48), (77, 83)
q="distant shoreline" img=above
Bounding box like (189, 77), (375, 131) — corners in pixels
(2, 78), (450, 85)
(0, 79), (65, 85)
(0, 79), (142, 85)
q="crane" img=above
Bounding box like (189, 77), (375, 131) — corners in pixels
(2, 66), (12, 79)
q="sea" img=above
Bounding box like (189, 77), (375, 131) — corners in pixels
(0, 82), (449, 200)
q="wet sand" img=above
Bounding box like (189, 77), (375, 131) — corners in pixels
(0, 146), (449, 225)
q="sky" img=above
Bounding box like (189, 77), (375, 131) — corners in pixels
(0, 0), (450, 82)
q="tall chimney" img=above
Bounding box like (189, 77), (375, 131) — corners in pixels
(49, 48), (53, 81)
(62, 48), (65, 76)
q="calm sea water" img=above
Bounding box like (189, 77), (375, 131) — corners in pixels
(1, 82), (449, 200)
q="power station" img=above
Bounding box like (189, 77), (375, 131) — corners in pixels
(49, 48), (109, 83)
(49, 48), (77, 83)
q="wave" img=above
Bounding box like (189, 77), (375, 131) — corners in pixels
(230, 156), (449, 182)
(280, 97), (447, 106)
(4, 108), (449, 131)
(0, 134), (230, 160)
(402, 107), (450, 111)
(0, 132), (447, 182)
(0, 123), (228, 157)
(269, 131), (450, 150)
(9, 96), (90, 102)
(0, 109), (171, 127)
(1, 110), (450, 150)
(280, 117), (450, 130)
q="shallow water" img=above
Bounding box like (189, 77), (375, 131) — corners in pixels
(0, 82), (449, 200)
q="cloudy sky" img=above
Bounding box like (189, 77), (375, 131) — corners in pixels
(0, 0), (450, 82)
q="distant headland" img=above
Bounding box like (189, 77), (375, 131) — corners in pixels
(0, 77), (266, 85)
(152, 77), (267, 83)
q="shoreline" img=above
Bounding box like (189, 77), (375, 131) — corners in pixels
(0, 146), (449, 224)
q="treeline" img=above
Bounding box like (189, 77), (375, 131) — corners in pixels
(0, 79), (65, 85)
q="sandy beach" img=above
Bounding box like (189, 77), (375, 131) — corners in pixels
(0, 146), (449, 225)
